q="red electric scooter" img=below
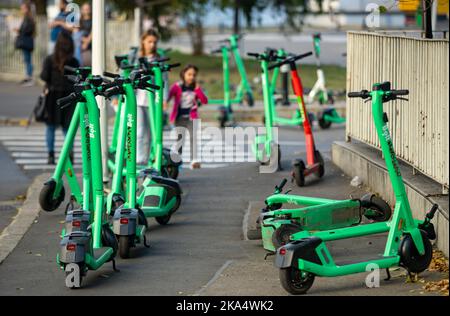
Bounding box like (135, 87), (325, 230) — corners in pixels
(269, 52), (325, 186)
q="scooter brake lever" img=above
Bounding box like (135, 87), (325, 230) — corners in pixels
(284, 189), (292, 195)
(364, 97), (372, 103)
(396, 97), (409, 101)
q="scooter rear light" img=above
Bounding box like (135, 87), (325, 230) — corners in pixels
(66, 244), (76, 251)
(120, 218), (129, 225)
(279, 248), (287, 256)
(72, 220), (81, 227)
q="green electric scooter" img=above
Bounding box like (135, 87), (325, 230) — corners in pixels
(274, 82), (438, 294)
(55, 73), (121, 288)
(38, 66), (93, 212)
(138, 57), (183, 179)
(209, 34), (254, 127)
(264, 48), (310, 127)
(103, 70), (165, 258)
(247, 50), (283, 167)
(307, 33), (345, 129)
(136, 59), (183, 225)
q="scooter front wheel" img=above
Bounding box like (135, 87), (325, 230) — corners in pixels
(39, 180), (65, 212)
(279, 267), (315, 295)
(399, 230), (433, 273)
(314, 150), (325, 178)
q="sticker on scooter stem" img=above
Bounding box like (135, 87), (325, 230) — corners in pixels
(382, 125), (401, 176)
(65, 263), (81, 288)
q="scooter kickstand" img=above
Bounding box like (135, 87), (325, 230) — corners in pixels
(384, 268), (391, 281)
(143, 235), (150, 248)
(112, 259), (120, 272)
(264, 252), (276, 260)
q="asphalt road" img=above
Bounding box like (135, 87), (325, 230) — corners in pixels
(0, 124), (348, 295)
(0, 123), (445, 295)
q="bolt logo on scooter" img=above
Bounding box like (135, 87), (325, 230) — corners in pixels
(274, 82), (437, 295)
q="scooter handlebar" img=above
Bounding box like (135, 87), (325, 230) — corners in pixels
(268, 51), (313, 70)
(56, 92), (78, 107)
(276, 178), (287, 192)
(347, 90), (370, 99)
(103, 71), (120, 78)
(391, 89), (409, 96)
(103, 86), (122, 98)
(64, 65), (77, 74)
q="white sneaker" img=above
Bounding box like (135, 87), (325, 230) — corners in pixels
(21, 79), (34, 87)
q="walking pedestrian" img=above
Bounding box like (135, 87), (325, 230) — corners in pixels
(14, 1), (36, 87)
(40, 31), (79, 164)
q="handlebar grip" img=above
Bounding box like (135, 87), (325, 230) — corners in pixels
(156, 56), (170, 63)
(103, 71), (120, 78)
(247, 52), (260, 58)
(168, 62), (181, 69)
(104, 86), (122, 98)
(391, 89), (409, 96)
(277, 178), (287, 191)
(65, 74), (78, 83)
(64, 65), (77, 74)
(348, 90), (370, 98)
(56, 93), (78, 107)
(427, 204), (439, 219)
(294, 51), (313, 61)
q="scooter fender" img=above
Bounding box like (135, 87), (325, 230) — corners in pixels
(275, 237), (323, 269)
(112, 208), (138, 236)
(64, 209), (91, 234)
(59, 231), (91, 264)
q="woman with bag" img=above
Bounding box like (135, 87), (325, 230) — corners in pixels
(40, 31), (79, 165)
(14, 1), (35, 87)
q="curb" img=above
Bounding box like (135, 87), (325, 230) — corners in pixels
(0, 174), (47, 264)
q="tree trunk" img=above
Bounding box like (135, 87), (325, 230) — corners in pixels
(187, 16), (204, 56)
(34, 0), (47, 16)
(233, 1), (240, 35)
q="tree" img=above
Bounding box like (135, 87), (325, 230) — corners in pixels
(177, 0), (209, 55)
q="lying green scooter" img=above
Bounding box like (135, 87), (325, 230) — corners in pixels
(307, 33), (345, 129)
(274, 82), (437, 294)
(55, 72), (121, 288)
(209, 34), (254, 127)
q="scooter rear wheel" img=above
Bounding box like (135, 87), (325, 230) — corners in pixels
(39, 180), (65, 212)
(292, 160), (306, 187)
(118, 236), (131, 259)
(361, 194), (392, 222)
(279, 267), (315, 295)
(272, 223), (302, 249)
(155, 214), (171, 225)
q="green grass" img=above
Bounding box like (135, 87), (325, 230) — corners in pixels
(166, 50), (347, 100)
